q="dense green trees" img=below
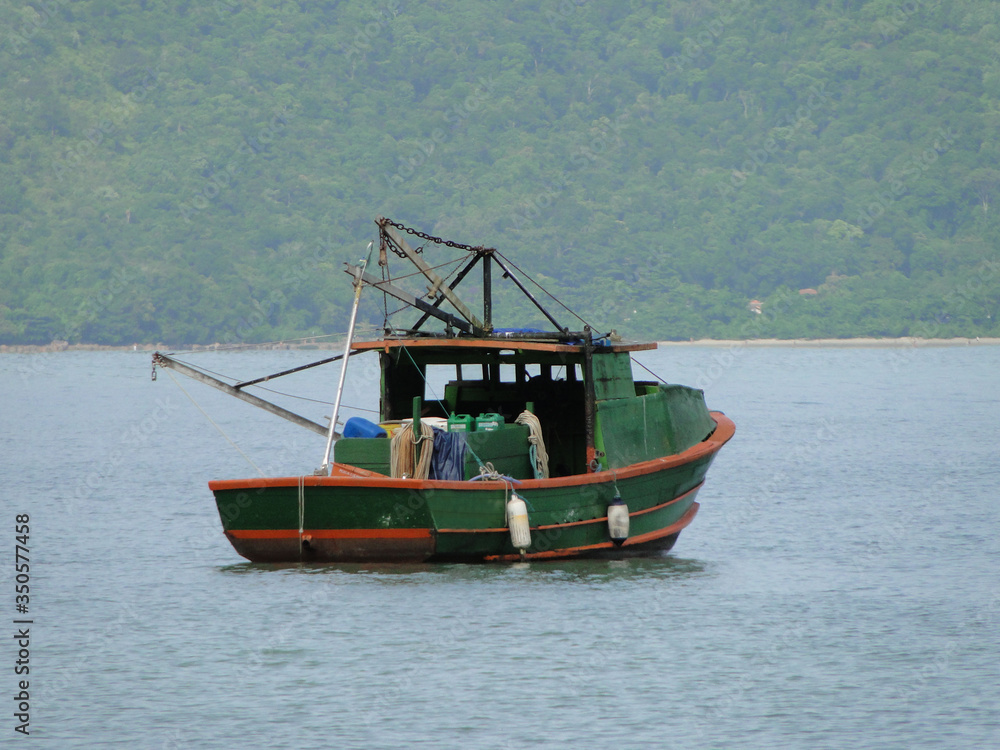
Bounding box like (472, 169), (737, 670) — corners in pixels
(1, 0), (998, 345)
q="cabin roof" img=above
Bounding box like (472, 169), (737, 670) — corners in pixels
(350, 337), (657, 355)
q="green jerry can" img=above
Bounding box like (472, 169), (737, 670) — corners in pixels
(475, 413), (505, 432)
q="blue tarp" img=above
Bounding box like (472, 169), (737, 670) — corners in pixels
(428, 428), (468, 481)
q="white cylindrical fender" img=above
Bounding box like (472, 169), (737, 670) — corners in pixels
(506, 493), (531, 551)
(607, 494), (629, 546)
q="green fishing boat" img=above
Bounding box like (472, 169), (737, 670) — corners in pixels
(154, 218), (734, 562)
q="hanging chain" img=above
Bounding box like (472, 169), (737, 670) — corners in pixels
(381, 218), (494, 254)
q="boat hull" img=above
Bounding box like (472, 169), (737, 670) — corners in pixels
(209, 413), (734, 563)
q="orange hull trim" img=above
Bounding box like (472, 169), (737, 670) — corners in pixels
(228, 528), (433, 541)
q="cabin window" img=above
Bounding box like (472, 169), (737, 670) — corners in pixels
(423, 365), (454, 397)
(553, 364), (582, 382)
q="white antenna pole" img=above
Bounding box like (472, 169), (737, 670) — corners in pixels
(322, 242), (373, 473)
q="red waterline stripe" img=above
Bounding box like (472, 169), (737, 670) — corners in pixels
(227, 528), (432, 540)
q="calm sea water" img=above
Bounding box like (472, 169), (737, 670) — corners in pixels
(2, 344), (998, 748)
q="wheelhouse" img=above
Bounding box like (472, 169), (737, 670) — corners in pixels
(339, 337), (714, 480)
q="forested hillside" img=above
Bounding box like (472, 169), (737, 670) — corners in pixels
(3, 0), (999, 345)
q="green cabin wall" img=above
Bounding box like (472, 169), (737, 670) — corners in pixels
(334, 437), (393, 475)
(591, 351), (635, 400)
(334, 423), (535, 480)
(595, 385), (715, 470)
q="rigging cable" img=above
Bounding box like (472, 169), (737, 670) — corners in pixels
(630, 357), (668, 385)
(163, 369), (264, 477)
(494, 250), (595, 330)
(165, 356), (378, 412)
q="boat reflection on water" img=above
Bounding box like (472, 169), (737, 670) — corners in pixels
(218, 554), (710, 583)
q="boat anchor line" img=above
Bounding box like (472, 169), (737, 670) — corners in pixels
(297, 475), (305, 559)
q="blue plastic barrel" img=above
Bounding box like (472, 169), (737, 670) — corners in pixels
(342, 417), (388, 439)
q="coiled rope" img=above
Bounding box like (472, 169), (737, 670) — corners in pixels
(514, 410), (549, 479)
(389, 421), (435, 479)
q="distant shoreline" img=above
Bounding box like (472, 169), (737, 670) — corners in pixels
(656, 337), (1000, 348)
(2, 336), (999, 353)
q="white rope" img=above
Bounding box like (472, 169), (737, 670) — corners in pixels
(164, 369), (264, 476)
(298, 476), (305, 536)
(473, 461), (503, 481)
(515, 410), (549, 479)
